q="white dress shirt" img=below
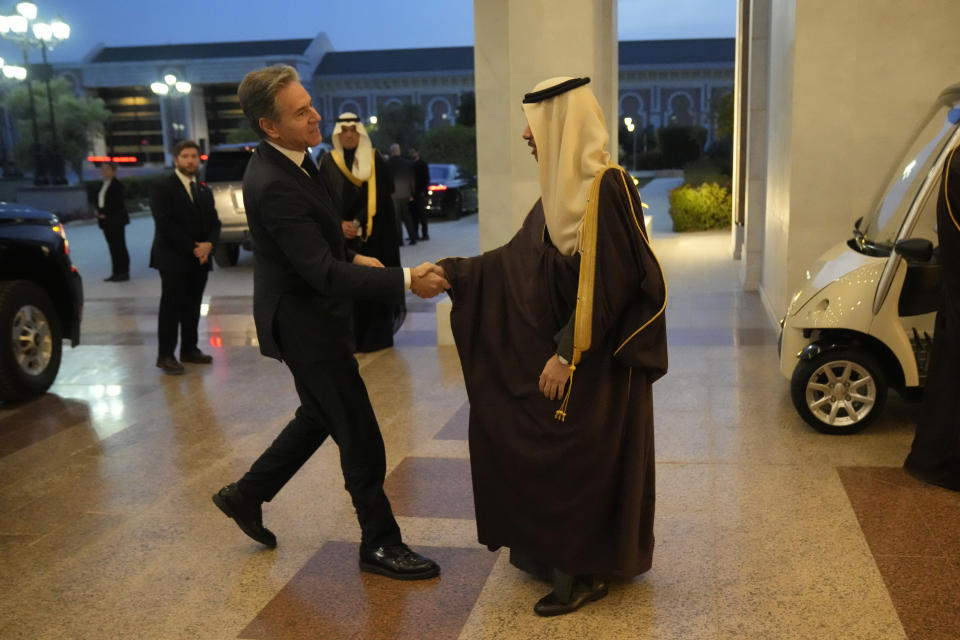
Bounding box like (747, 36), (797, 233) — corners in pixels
(174, 168), (198, 201)
(97, 178), (112, 209)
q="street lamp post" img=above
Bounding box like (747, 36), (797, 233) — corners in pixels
(151, 74), (191, 164)
(0, 2), (70, 185)
(624, 116), (637, 171)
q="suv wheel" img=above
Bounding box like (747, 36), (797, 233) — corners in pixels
(0, 280), (62, 403)
(214, 243), (240, 267)
(790, 349), (887, 435)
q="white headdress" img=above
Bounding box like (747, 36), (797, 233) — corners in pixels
(521, 77), (611, 256)
(331, 112), (373, 181)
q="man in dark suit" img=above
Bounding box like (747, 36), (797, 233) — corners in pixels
(409, 146), (430, 241)
(93, 162), (130, 281)
(148, 139), (222, 375)
(212, 65), (448, 581)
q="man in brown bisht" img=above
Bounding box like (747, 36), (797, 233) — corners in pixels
(904, 139), (960, 491)
(439, 77), (668, 617)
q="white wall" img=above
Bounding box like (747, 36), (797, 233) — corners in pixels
(757, 0), (960, 321)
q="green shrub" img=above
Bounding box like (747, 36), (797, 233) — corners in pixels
(682, 156), (732, 189)
(668, 182), (732, 232)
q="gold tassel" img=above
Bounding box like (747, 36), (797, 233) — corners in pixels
(554, 363), (576, 422)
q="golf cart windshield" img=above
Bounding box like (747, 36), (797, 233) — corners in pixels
(857, 87), (960, 252)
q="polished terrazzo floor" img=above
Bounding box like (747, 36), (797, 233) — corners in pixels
(1, 180), (956, 639)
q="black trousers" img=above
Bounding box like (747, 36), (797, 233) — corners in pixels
(237, 351), (402, 549)
(102, 223), (130, 276)
(393, 196), (418, 243)
(157, 267), (208, 358)
(412, 194), (428, 238)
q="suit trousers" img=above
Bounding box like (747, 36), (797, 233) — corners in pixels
(393, 196), (417, 243)
(412, 194), (428, 238)
(157, 267), (208, 358)
(102, 223), (130, 276)
(237, 350), (403, 549)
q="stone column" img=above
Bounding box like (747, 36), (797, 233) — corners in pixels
(473, 0), (618, 251)
(735, 0), (771, 291)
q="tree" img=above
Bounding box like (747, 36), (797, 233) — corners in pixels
(3, 77), (109, 181)
(367, 102), (425, 151)
(709, 91), (735, 140)
(421, 125), (477, 175)
(456, 92), (475, 127)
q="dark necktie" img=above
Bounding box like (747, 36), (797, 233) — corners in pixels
(190, 180), (199, 203)
(301, 154), (320, 180)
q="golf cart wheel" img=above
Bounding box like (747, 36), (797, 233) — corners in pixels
(790, 349), (887, 435)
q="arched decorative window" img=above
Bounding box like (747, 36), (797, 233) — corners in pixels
(426, 97), (453, 130)
(666, 92), (695, 127)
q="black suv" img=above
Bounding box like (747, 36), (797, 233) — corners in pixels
(0, 203), (83, 402)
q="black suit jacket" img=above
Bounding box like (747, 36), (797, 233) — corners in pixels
(413, 158), (429, 197)
(94, 179), (129, 228)
(148, 173), (221, 273)
(244, 142), (404, 361)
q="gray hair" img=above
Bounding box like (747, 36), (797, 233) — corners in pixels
(237, 65), (300, 139)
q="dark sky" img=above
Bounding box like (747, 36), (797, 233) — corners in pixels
(7, 0), (736, 64)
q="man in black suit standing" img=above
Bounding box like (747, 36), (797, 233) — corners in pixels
(93, 162), (130, 281)
(212, 65), (448, 581)
(409, 146), (430, 241)
(148, 140), (222, 375)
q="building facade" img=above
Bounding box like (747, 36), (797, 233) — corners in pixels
(53, 36), (733, 167)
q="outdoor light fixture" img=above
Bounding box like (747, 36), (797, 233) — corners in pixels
(50, 16), (67, 40)
(368, 115), (378, 125)
(8, 14), (26, 33)
(151, 73), (192, 162)
(2, 64), (26, 80)
(0, 1), (71, 185)
(31, 21), (50, 41)
(16, 2), (36, 20)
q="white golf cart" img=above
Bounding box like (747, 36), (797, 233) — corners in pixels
(780, 84), (960, 434)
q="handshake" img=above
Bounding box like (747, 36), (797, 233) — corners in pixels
(410, 262), (450, 298)
(351, 255), (449, 298)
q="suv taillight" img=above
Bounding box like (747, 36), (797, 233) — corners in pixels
(51, 224), (69, 255)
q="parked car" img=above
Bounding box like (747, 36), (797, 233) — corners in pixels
(425, 163), (477, 219)
(779, 84), (960, 434)
(203, 143), (256, 267)
(203, 141), (333, 266)
(0, 203), (83, 402)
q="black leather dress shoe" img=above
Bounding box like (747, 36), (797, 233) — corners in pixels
(212, 483), (277, 548)
(359, 544), (440, 580)
(181, 350), (213, 364)
(156, 355), (185, 375)
(534, 579), (608, 617)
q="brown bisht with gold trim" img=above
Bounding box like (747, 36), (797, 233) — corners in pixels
(904, 142), (960, 491)
(439, 166), (667, 578)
